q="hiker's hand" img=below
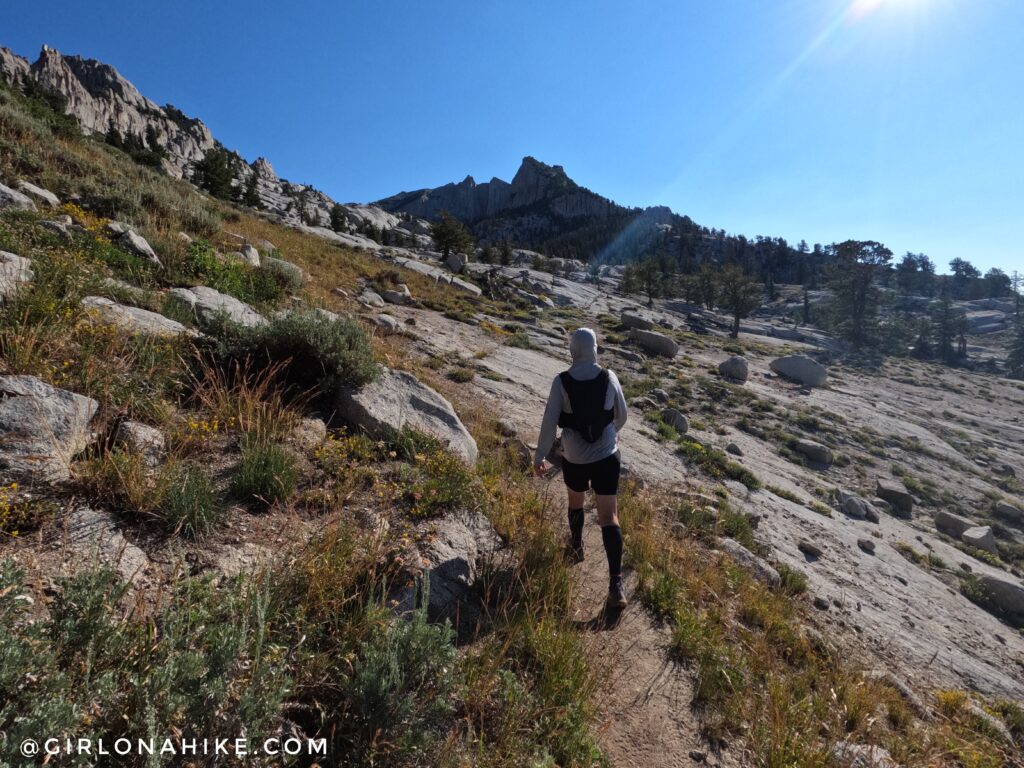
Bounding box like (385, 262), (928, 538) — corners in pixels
(534, 461), (548, 477)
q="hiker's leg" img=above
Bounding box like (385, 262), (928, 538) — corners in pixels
(596, 493), (622, 578)
(563, 458), (588, 550)
(594, 452), (623, 581)
(566, 487), (586, 546)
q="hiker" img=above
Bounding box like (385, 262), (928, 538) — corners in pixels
(534, 327), (629, 608)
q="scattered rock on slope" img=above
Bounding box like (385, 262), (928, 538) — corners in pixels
(994, 500), (1022, 526)
(962, 526), (997, 555)
(975, 574), (1024, 621)
(335, 367), (478, 464)
(876, 478), (913, 518)
(66, 507), (149, 583)
(620, 310), (654, 330)
(829, 741), (898, 768)
(0, 375), (98, 482)
(770, 354), (827, 388)
(0, 182), (37, 211)
(718, 355), (749, 383)
(935, 510), (975, 538)
(117, 229), (162, 267)
(0, 250), (34, 299)
(16, 180), (60, 208)
(167, 286), (267, 329)
(81, 296), (190, 336)
(393, 510), (502, 638)
(661, 408), (689, 434)
(114, 421), (165, 467)
(792, 438), (833, 466)
(719, 538), (781, 588)
(837, 489), (874, 520)
(628, 328), (678, 357)
(239, 244), (261, 266)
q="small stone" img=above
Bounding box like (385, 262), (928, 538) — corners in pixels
(688, 749), (706, 763)
(857, 538), (876, 555)
(651, 388), (670, 403)
(726, 443), (743, 456)
(813, 596), (830, 611)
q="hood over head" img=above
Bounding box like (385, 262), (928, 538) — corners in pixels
(569, 327), (598, 365)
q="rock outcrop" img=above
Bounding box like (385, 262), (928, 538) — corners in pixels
(335, 368), (478, 464)
(0, 376), (98, 482)
(24, 46), (215, 173)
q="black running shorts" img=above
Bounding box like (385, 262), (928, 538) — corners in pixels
(561, 451), (621, 496)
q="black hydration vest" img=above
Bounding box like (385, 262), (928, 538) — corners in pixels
(557, 369), (614, 443)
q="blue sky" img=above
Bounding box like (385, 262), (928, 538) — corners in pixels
(4, 0), (1022, 273)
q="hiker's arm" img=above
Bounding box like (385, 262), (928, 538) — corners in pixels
(534, 376), (562, 467)
(610, 371), (628, 430)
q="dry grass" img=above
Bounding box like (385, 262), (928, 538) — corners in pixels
(618, 485), (1023, 766)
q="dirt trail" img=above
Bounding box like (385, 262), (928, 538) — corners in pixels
(530, 476), (739, 768)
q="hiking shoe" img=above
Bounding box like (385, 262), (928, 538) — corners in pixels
(565, 542), (585, 564)
(607, 577), (627, 609)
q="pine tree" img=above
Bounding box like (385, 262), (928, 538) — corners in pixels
(479, 244), (495, 264)
(193, 146), (236, 200)
(933, 284), (957, 363)
(105, 119), (122, 149)
(242, 173), (261, 209)
(499, 241), (513, 266)
(697, 265), (717, 310)
(329, 204), (347, 232)
(719, 265), (762, 338)
(430, 211), (474, 260)
(829, 240), (892, 351)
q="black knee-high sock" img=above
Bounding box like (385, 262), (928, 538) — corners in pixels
(568, 508), (584, 547)
(601, 525), (623, 579)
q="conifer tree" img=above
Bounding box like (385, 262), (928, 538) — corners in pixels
(430, 211), (474, 260)
(719, 265), (762, 338)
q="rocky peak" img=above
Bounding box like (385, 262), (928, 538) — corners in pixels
(252, 156), (278, 181)
(34, 46), (158, 114)
(0, 47), (30, 85)
(0, 45), (214, 174)
(509, 155), (575, 208)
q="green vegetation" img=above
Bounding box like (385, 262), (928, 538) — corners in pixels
(205, 310), (379, 394)
(174, 240), (285, 305)
(232, 437), (299, 505)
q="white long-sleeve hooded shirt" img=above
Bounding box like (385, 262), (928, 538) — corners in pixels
(534, 328), (628, 466)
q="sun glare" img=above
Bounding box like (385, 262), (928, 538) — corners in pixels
(848, 0), (930, 22)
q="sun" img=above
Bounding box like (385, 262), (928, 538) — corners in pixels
(848, 0), (929, 20)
